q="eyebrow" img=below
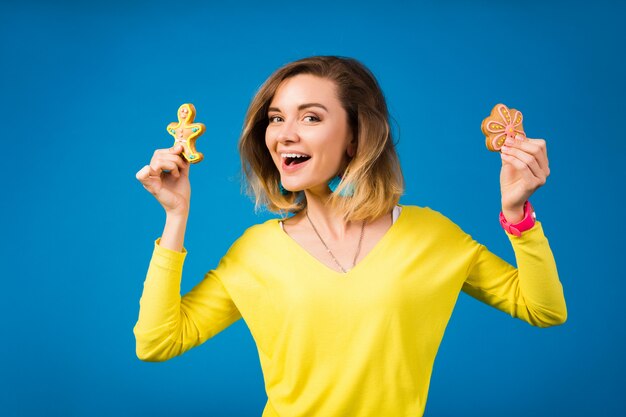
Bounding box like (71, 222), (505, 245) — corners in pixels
(267, 103), (329, 113)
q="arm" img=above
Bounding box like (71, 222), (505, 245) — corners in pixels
(133, 238), (241, 362)
(134, 145), (241, 361)
(462, 222), (567, 327)
(462, 131), (566, 326)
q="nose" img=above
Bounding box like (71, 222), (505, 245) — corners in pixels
(276, 119), (300, 144)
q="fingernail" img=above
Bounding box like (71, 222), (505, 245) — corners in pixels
(505, 138), (514, 145)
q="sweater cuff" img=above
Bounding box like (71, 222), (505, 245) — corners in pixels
(152, 237), (188, 270)
(504, 220), (545, 242)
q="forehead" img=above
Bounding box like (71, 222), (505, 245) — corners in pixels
(270, 74), (340, 107)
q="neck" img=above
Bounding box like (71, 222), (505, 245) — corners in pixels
(303, 189), (354, 240)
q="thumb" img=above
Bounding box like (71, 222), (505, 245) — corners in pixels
(180, 160), (191, 177)
(170, 144), (183, 154)
(169, 144), (191, 176)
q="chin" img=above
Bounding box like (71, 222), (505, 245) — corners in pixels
(280, 173), (331, 194)
(281, 183), (305, 193)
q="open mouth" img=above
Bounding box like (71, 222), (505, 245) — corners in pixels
(282, 153), (311, 166)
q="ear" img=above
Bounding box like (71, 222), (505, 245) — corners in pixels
(346, 137), (357, 158)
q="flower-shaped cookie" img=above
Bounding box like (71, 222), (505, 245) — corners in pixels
(481, 103), (526, 151)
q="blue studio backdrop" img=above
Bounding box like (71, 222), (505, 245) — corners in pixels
(1, 1), (625, 416)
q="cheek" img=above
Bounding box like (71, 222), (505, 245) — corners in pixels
(265, 130), (275, 152)
(312, 135), (346, 171)
(324, 128), (350, 160)
(264, 130), (280, 164)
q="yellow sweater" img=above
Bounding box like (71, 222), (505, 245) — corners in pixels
(134, 205), (567, 416)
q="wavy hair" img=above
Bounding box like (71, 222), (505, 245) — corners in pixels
(238, 56), (404, 222)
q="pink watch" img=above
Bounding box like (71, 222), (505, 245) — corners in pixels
(499, 201), (536, 237)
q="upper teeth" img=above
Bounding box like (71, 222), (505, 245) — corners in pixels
(281, 153), (309, 158)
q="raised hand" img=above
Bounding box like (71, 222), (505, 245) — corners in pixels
(499, 135), (550, 223)
(136, 144), (191, 216)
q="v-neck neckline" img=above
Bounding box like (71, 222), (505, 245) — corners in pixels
(273, 205), (407, 277)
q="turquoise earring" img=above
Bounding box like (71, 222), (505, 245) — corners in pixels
(328, 175), (355, 197)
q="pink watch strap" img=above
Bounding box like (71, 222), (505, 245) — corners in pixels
(499, 201), (536, 237)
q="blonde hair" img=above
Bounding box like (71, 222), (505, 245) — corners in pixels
(239, 56), (404, 222)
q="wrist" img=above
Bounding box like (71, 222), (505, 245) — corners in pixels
(161, 213), (188, 253)
(501, 206), (525, 224)
(500, 200), (536, 237)
(165, 209), (189, 220)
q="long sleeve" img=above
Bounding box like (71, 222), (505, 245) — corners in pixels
(129, 209), (568, 416)
(462, 222), (567, 327)
(133, 238), (241, 362)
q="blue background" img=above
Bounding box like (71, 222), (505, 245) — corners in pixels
(2, 0), (624, 416)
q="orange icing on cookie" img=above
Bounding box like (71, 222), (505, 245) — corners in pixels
(481, 103), (526, 152)
(166, 103), (206, 163)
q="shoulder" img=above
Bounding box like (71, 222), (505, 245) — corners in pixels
(224, 218), (284, 257)
(398, 204), (459, 228)
(207, 219), (285, 282)
(397, 204), (473, 243)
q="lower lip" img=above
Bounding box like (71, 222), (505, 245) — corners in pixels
(281, 158), (311, 173)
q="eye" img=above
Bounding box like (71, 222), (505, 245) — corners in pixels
(303, 114), (321, 123)
(268, 115), (283, 123)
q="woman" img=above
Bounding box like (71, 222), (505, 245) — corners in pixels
(134, 56), (567, 417)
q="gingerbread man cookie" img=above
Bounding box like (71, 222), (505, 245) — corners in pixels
(167, 103), (206, 163)
(481, 103), (526, 152)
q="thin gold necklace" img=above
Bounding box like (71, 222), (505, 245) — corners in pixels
(305, 209), (366, 273)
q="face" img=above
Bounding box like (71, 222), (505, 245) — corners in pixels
(179, 106), (189, 120)
(265, 74), (354, 194)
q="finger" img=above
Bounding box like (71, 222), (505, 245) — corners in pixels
(153, 145), (182, 163)
(152, 146), (188, 170)
(138, 164), (167, 181)
(501, 145), (546, 181)
(136, 165), (152, 182)
(169, 144), (184, 154)
(151, 148), (187, 176)
(147, 165), (162, 177)
(158, 160), (182, 178)
(136, 165), (161, 194)
(506, 136), (550, 176)
(517, 135), (548, 158)
(505, 135), (550, 176)
(149, 158), (180, 178)
(159, 158), (187, 178)
(526, 137), (549, 176)
(179, 156), (190, 176)
(500, 152), (546, 189)
(160, 152), (188, 173)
